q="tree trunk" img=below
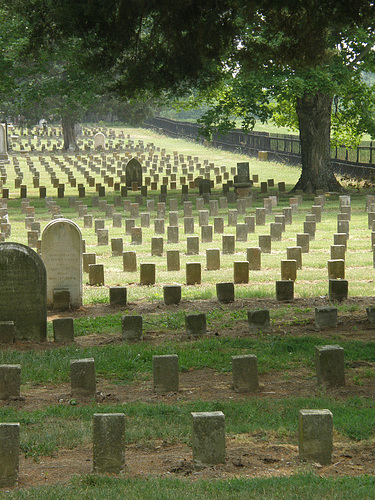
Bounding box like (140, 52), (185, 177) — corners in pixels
(293, 92), (342, 193)
(62, 116), (78, 151)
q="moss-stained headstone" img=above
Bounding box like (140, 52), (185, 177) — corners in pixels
(0, 243), (46, 341)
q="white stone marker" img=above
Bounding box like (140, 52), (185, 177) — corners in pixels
(41, 219), (82, 308)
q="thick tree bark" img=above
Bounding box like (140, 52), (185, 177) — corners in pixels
(62, 116), (78, 151)
(293, 92), (342, 193)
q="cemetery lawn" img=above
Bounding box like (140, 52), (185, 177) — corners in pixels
(1, 124), (374, 496)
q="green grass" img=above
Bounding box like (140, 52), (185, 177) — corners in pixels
(0, 330), (373, 384)
(0, 396), (374, 461)
(1, 474), (374, 499)
(1, 125), (375, 496)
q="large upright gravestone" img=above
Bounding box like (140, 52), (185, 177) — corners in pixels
(0, 124), (6, 155)
(41, 219), (83, 308)
(125, 158), (142, 188)
(0, 243), (47, 341)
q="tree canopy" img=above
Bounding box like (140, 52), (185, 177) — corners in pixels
(6, 0), (375, 191)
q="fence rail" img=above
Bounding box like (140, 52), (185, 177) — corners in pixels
(144, 117), (375, 180)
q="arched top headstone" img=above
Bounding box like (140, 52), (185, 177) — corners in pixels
(0, 242), (47, 341)
(125, 158), (142, 188)
(41, 219), (83, 308)
(94, 132), (105, 150)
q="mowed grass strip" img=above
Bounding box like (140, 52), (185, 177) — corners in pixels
(0, 334), (373, 385)
(2, 474), (375, 500)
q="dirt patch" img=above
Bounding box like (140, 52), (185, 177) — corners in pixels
(2, 296), (375, 489)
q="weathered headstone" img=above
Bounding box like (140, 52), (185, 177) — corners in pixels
(93, 413), (126, 473)
(298, 409), (333, 465)
(125, 158), (142, 188)
(191, 412), (226, 467)
(41, 219), (82, 308)
(0, 243), (47, 341)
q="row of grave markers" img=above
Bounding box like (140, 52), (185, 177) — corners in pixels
(0, 406), (335, 486)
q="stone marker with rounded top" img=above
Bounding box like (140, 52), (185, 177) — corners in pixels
(0, 243), (47, 341)
(0, 423), (20, 487)
(93, 413), (126, 473)
(315, 345), (345, 387)
(70, 358), (96, 398)
(298, 409), (333, 465)
(41, 219), (82, 308)
(153, 355), (179, 393)
(191, 411), (225, 467)
(232, 355), (259, 392)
